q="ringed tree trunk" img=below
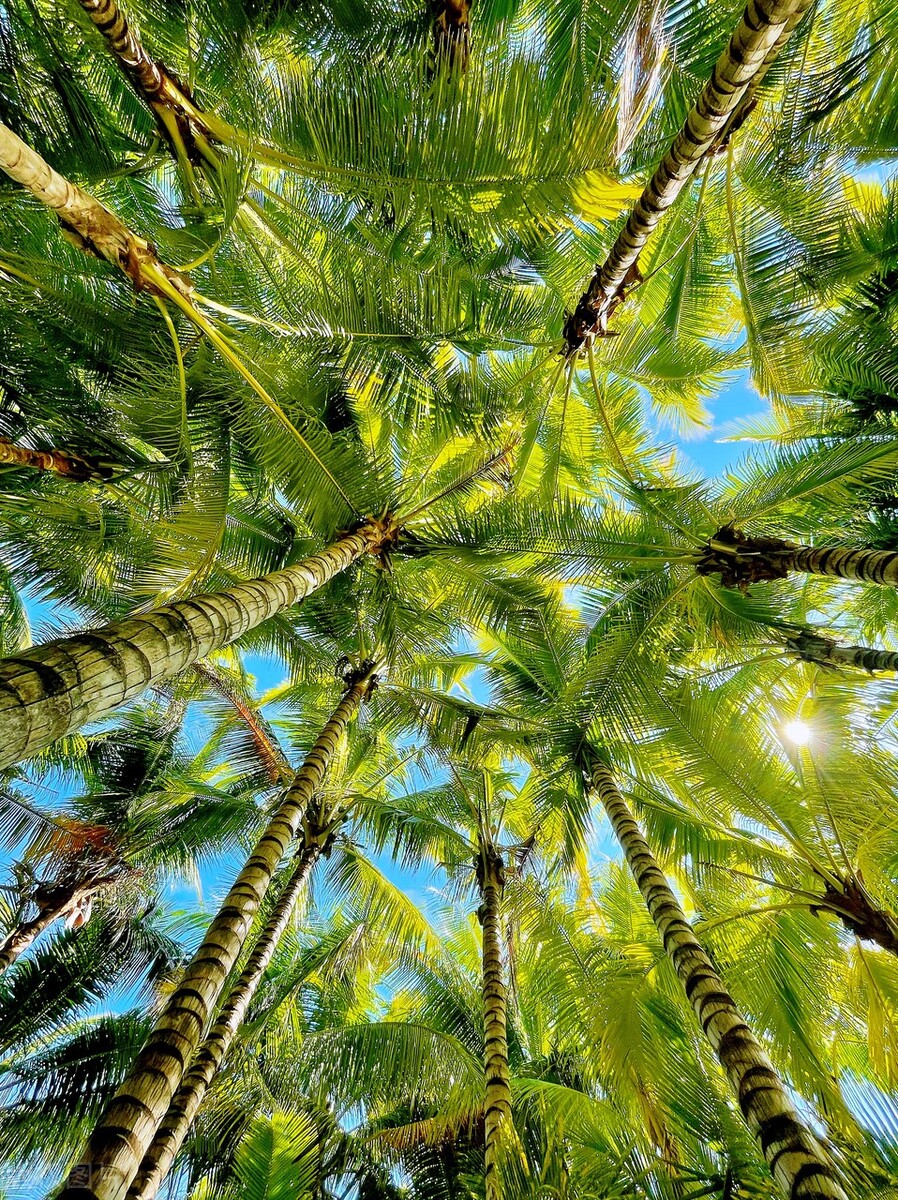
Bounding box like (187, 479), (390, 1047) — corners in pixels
(713, 2), (812, 151)
(0, 120), (192, 299)
(60, 666), (376, 1200)
(697, 527), (898, 591)
(128, 839), (324, 1200)
(0, 521), (389, 769)
(0, 439), (108, 481)
(0, 868), (123, 971)
(785, 630), (898, 674)
(77, 0), (217, 165)
(564, 0), (812, 351)
(476, 842), (512, 1200)
(583, 752), (848, 1200)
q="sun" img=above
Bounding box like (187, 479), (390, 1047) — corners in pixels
(783, 719), (812, 746)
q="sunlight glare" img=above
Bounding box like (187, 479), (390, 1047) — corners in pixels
(783, 719), (812, 746)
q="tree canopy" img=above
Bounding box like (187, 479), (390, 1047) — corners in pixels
(0, 0), (897, 1197)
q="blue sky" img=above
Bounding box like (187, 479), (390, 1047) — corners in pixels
(670, 369), (766, 478)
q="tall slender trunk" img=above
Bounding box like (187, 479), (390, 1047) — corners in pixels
(0, 439), (104, 481)
(0, 120), (191, 299)
(0, 870), (121, 971)
(76, 0), (217, 164)
(60, 667), (375, 1200)
(564, 0), (812, 350)
(0, 524), (384, 769)
(128, 841), (322, 1200)
(477, 843), (511, 1200)
(785, 544), (898, 587)
(697, 528), (898, 591)
(785, 630), (898, 674)
(714, 2), (810, 148)
(584, 754), (848, 1200)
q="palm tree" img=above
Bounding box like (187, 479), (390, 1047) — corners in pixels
(0, 519), (384, 767)
(0, 433), (516, 768)
(477, 836), (511, 1200)
(581, 750), (847, 1200)
(76, 0), (214, 169)
(0, 853), (128, 972)
(481, 603), (854, 1199)
(359, 759), (579, 1197)
(696, 526), (898, 590)
(783, 629), (898, 674)
(563, 0), (814, 349)
(59, 660), (376, 1200)
(126, 684), (410, 1200)
(0, 720), (432, 1195)
(0, 0), (897, 1196)
(115, 515), (541, 1198)
(126, 844), (323, 1200)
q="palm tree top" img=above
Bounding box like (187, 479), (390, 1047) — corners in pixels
(0, 0), (897, 1196)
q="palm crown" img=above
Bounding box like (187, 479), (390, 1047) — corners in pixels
(0, 0), (896, 1197)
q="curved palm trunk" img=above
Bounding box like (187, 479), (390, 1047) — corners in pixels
(0, 525), (382, 769)
(0, 870), (120, 971)
(585, 755), (848, 1200)
(0, 439), (104, 481)
(77, 0), (215, 162)
(477, 843), (511, 1200)
(785, 630), (898, 674)
(698, 528), (898, 591)
(128, 841), (322, 1200)
(564, 0), (812, 350)
(0, 120), (191, 299)
(60, 668), (374, 1200)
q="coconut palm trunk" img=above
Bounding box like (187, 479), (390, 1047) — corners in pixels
(74, 0), (278, 178)
(76, 0), (216, 163)
(60, 666), (375, 1200)
(697, 528), (898, 591)
(0, 523), (386, 770)
(714, 2), (809, 148)
(477, 842), (512, 1200)
(785, 630), (898, 673)
(128, 839), (323, 1200)
(584, 753), (848, 1200)
(0, 120), (192, 299)
(0, 869), (121, 971)
(785, 544), (898, 586)
(0, 439), (105, 481)
(564, 0), (812, 350)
